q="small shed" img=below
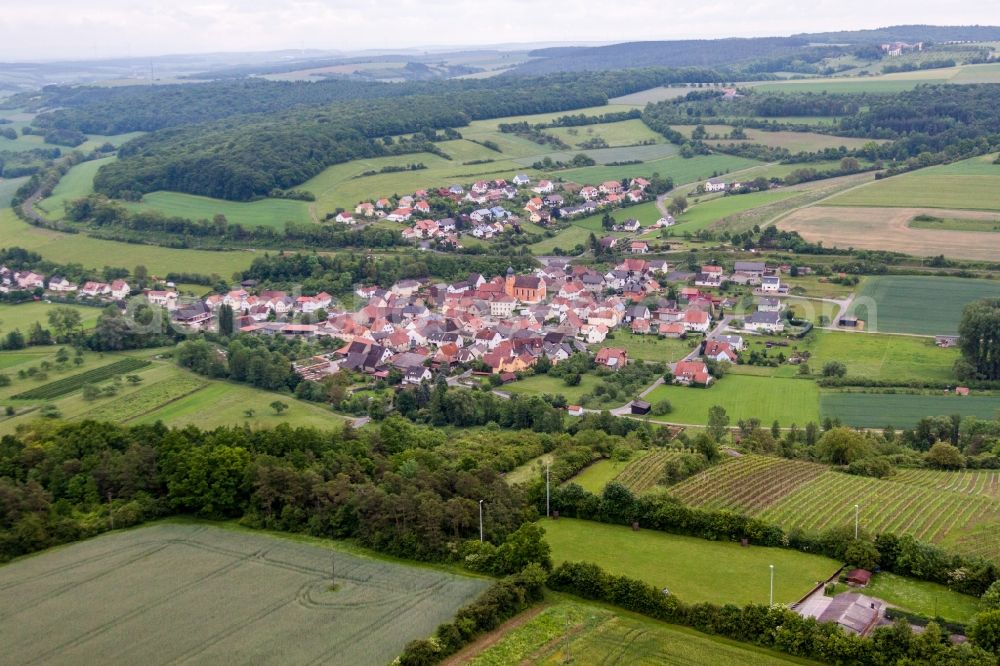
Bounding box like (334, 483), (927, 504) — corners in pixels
(631, 400), (651, 415)
(955, 386), (970, 396)
(567, 405), (584, 417)
(499, 372), (517, 384)
(845, 568), (872, 586)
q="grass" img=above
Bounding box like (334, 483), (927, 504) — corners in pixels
(0, 522), (487, 665)
(543, 119), (664, 148)
(566, 457), (635, 494)
(468, 599), (812, 665)
(671, 126), (876, 153)
(34, 157), (115, 220)
(909, 216), (1000, 232)
(0, 175), (28, 207)
(808, 330), (959, 383)
(559, 154), (762, 189)
(503, 372), (603, 404)
(749, 62), (1000, 93)
(0, 302), (101, 337)
(824, 154), (1000, 211)
(849, 275), (999, 336)
(820, 392), (1000, 429)
(0, 207), (255, 277)
(864, 573), (982, 625)
(675, 190), (799, 233)
(598, 328), (692, 363)
(541, 518), (840, 606)
(644, 375), (820, 426)
(513, 143), (679, 168)
(505, 452), (555, 485)
(126, 191), (313, 229)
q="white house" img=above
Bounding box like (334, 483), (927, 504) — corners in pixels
(744, 311), (785, 333)
(704, 178), (726, 193)
(47, 277), (77, 293)
(683, 309), (711, 333)
(532, 180), (554, 194)
(335, 212), (356, 225)
(761, 276), (782, 293)
(513, 174), (531, 186)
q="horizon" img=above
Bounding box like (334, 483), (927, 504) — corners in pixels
(1, 0), (1000, 62)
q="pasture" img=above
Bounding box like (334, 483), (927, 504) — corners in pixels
(823, 155), (1000, 211)
(599, 328), (692, 363)
(609, 85), (697, 104)
(807, 330), (959, 383)
(33, 156), (116, 220)
(675, 190), (798, 233)
(643, 375), (820, 426)
(543, 119), (664, 148)
(565, 457), (636, 494)
(559, 153), (762, 189)
(669, 455), (1000, 563)
(502, 372), (603, 404)
(819, 392), (1000, 429)
(0, 175), (28, 206)
(542, 518), (840, 606)
(0, 523), (487, 665)
(864, 573), (983, 625)
(848, 275), (998, 335)
(0, 302), (101, 337)
(512, 142), (679, 167)
(778, 206), (1000, 260)
(671, 125), (876, 153)
(0, 208), (256, 277)
(126, 191), (313, 229)
(467, 600), (808, 665)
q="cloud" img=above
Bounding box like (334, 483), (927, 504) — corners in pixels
(1, 0), (999, 61)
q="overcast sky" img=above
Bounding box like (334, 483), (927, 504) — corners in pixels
(2, 0), (1000, 61)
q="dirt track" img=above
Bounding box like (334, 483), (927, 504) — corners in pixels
(778, 206), (1000, 260)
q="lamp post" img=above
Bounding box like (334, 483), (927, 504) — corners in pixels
(854, 504), (860, 540)
(769, 564), (775, 606)
(479, 499), (484, 542)
(546, 462), (551, 518)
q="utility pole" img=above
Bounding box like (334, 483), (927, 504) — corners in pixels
(854, 504), (860, 540)
(769, 564), (774, 606)
(479, 499), (484, 542)
(545, 462), (550, 518)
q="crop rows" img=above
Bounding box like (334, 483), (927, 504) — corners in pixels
(81, 375), (207, 423)
(615, 449), (684, 494)
(12, 358), (151, 400)
(893, 468), (999, 498)
(668, 455), (825, 512)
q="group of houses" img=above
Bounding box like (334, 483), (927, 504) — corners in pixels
(0, 266), (131, 302)
(347, 172), (661, 248)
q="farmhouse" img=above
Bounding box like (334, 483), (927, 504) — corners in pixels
(704, 178), (726, 193)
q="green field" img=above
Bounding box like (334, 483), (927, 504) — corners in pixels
(614, 448), (686, 495)
(542, 519), (840, 606)
(0, 175), (28, 206)
(909, 216), (1000, 233)
(503, 372), (604, 403)
(127, 191), (314, 229)
(565, 457), (636, 494)
(750, 63), (1000, 93)
(644, 375), (820, 426)
(513, 142), (679, 167)
(0, 302), (101, 337)
(468, 600), (811, 665)
(34, 157), (115, 220)
(808, 330), (959, 383)
(669, 455), (1000, 563)
(559, 153), (762, 188)
(864, 573), (983, 625)
(820, 392), (1000, 429)
(672, 125), (876, 153)
(849, 275), (999, 336)
(824, 154), (1000, 211)
(0, 207), (255, 277)
(675, 190), (799, 232)
(0, 523), (487, 665)
(544, 119), (664, 148)
(599, 328), (692, 363)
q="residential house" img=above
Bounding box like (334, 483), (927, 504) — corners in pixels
(630, 241), (650, 255)
(335, 212), (355, 225)
(704, 339), (738, 363)
(595, 347), (628, 370)
(47, 276), (77, 292)
(513, 174), (531, 186)
(744, 311), (785, 333)
(355, 202), (375, 216)
(761, 276), (783, 293)
(580, 186), (599, 200)
(600, 180), (623, 195)
(704, 178), (726, 193)
(532, 180), (554, 194)
(734, 261), (766, 277)
(683, 309), (711, 333)
(758, 297), (784, 312)
(674, 360), (713, 386)
(490, 295), (517, 318)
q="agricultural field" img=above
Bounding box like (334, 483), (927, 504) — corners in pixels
(0, 523), (488, 665)
(466, 600), (810, 666)
(909, 216), (1000, 233)
(778, 206), (1000, 260)
(807, 330), (959, 383)
(33, 156), (116, 220)
(669, 455), (1000, 563)
(644, 376), (820, 426)
(615, 449), (686, 494)
(0, 302), (101, 337)
(671, 125), (876, 152)
(513, 142), (680, 168)
(674, 190), (799, 233)
(126, 191), (314, 229)
(543, 119), (665, 148)
(822, 154), (1000, 211)
(892, 468), (999, 499)
(847, 275), (998, 336)
(11, 357), (150, 399)
(0, 207), (256, 277)
(750, 62), (1000, 93)
(609, 85), (698, 104)
(80, 374), (207, 422)
(559, 153), (762, 189)
(0, 175), (28, 206)
(542, 518), (840, 606)
(819, 392), (1000, 429)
